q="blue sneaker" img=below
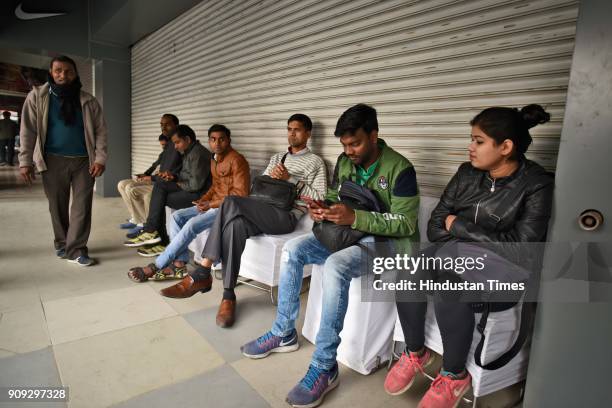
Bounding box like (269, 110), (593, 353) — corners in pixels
(241, 329), (299, 359)
(286, 363), (339, 408)
(126, 226), (144, 239)
(67, 255), (94, 267)
(56, 248), (66, 258)
(120, 220), (137, 229)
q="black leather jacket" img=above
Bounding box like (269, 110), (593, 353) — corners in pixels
(428, 159), (554, 267)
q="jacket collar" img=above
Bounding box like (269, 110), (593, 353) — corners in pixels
(214, 146), (234, 163)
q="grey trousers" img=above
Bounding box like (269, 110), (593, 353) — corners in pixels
(202, 196), (298, 289)
(41, 154), (95, 259)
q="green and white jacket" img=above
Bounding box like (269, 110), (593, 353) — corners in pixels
(326, 139), (420, 253)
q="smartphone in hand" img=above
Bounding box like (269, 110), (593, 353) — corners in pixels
(300, 196), (328, 209)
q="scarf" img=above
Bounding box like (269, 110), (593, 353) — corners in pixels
(47, 73), (83, 126)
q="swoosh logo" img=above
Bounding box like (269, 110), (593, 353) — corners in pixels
(15, 3), (66, 20)
(279, 336), (296, 347)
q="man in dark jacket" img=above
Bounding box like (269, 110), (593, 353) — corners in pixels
(124, 125), (211, 252)
(0, 111), (18, 166)
(117, 114), (181, 231)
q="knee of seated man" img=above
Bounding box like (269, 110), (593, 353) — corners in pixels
(183, 215), (204, 234)
(117, 178), (131, 191)
(281, 235), (311, 265)
(324, 251), (359, 279)
(126, 185), (142, 198)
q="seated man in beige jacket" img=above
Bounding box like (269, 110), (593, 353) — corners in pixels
(117, 114), (182, 235)
(19, 55), (108, 267)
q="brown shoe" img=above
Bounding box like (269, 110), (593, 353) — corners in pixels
(216, 299), (236, 328)
(159, 275), (212, 298)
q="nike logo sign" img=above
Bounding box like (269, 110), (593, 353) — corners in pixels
(279, 336), (296, 346)
(14, 3), (66, 20)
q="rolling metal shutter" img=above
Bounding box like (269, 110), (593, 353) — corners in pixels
(131, 0), (578, 196)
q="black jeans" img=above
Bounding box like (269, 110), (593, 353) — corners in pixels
(201, 196), (298, 290)
(144, 179), (200, 242)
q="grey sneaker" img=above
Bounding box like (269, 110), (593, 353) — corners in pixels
(67, 255), (94, 267)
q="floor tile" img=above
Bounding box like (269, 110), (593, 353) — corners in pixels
(0, 279), (40, 313)
(0, 303), (50, 354)
(54, 316), (225, 408)
(43, 285), (177, 345)
(0, 347), (66, 408)
(36, 267), (135, 304)
(112, 364), (270, 408)
(231, 341), (316, 408)
(183, 293), (276, 363)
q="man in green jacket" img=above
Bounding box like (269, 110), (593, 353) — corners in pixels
(241, 103), (420, 407)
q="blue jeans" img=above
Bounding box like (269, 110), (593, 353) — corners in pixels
(155, 206), (219, 269)
(272, 232), (374, 371)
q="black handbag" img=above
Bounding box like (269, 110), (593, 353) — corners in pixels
(468, 175), (536, 370)
(249, 153), (298, 210)
(312, 180), (385, 252)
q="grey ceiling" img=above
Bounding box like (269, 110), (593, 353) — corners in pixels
(1, 0), (204, 48)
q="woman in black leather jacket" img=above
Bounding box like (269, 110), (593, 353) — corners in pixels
(384, 104), (554, 408)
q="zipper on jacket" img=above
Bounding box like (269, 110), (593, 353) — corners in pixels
(475, 176), (496, 223)
(487, 175), (496, 192)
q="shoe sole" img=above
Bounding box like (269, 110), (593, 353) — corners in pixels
(450, 384), (471, 408)
(415, 380), (471, 408)
(137, 251), (162, 258)
(124, 237), (161, 247)
(67, 259), (93, 267)
(385, 353), (435, 396)
(242, 342), (300, 359)
(287, 375), (339, 408)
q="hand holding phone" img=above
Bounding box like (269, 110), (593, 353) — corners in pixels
(300, 196), (328, 209)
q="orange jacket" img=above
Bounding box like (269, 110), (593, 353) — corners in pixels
(199, 147), (250, 208)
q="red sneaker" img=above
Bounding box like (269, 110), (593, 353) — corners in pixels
(417, 372), (472, 408)
(384, 350), (434, 395)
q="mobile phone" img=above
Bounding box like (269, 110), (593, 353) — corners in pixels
(302, 196), (328, 209)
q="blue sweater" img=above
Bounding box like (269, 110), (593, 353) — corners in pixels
(45, 92), (88, 157)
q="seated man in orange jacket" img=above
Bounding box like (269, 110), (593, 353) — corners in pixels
(127, 124), (250, 282)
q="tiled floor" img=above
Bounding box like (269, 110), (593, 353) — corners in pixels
(0, 166), (522, 407)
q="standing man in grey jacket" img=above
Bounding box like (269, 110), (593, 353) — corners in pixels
(19, 55), (108, 266)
